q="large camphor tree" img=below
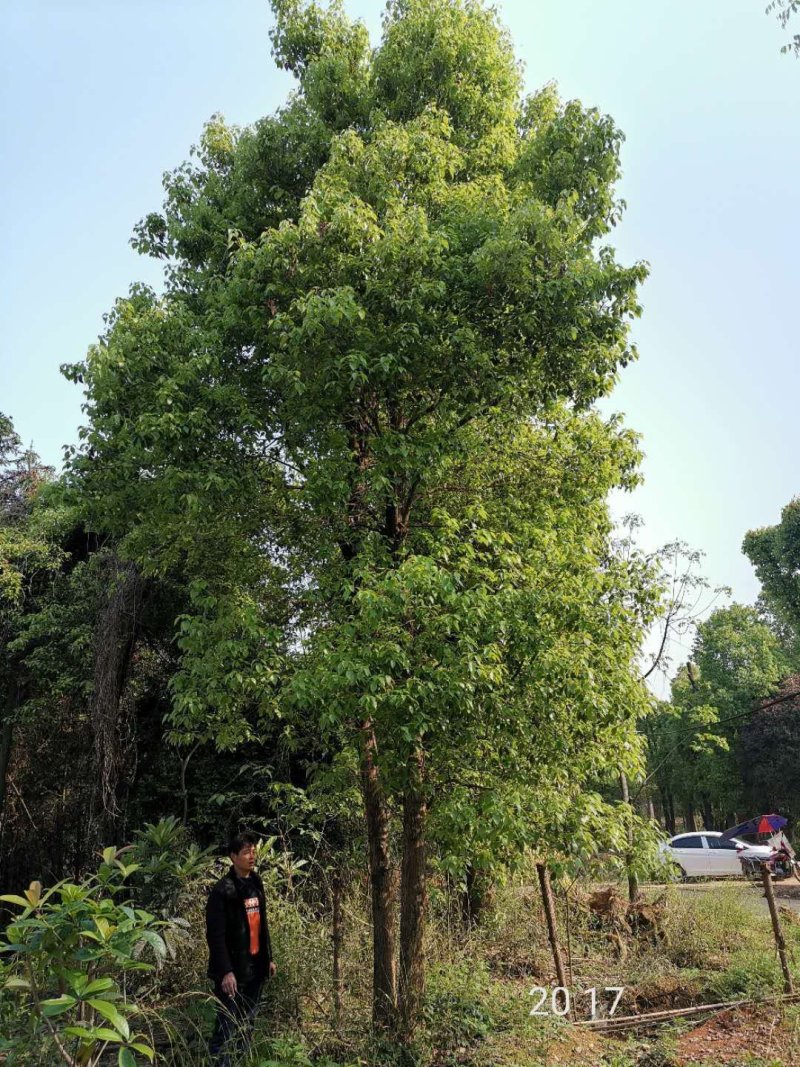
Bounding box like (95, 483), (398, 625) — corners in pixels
(64, 0), (658, 1036)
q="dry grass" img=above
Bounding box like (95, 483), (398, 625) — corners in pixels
(98, 871), (800, 1067)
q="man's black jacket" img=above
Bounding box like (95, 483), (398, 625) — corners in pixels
(205, 866), (272, 983)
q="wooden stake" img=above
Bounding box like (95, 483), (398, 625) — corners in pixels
(762, 865), (794, 993)
(536, 862), (569, 1014)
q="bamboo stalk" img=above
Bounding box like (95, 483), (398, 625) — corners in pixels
(578, 990), (800, 1030)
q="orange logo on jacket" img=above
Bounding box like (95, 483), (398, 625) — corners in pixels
(244, 896), (260, 955)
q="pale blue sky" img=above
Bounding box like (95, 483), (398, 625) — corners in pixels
(2, 1), (798, 619)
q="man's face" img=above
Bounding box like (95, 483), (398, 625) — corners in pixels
(231, 842), (256, 873)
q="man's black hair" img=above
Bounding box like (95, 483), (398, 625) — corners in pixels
(227, 831), (257, 857)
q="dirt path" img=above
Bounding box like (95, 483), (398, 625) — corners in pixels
(675, 1005), (793, 1065)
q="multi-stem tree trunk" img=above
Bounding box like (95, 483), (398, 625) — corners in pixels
(399, 746), (427, 1038)
(360, 722), (397, 1028)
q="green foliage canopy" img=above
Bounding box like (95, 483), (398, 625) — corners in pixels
(64, 0), (656, 881)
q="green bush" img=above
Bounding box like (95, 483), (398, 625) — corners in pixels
(0, 847), (175, 1067)
(420, 960), (494, 1063)
(124, 815), (215, 916)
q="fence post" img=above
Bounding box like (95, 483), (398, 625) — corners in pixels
(761, 865), (794, 994)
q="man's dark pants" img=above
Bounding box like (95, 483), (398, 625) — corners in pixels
(209, 976), (263, 1067)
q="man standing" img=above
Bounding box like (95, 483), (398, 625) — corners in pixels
(206, 832), (276, 1066)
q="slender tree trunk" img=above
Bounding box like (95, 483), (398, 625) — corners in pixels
(90, 557), (145, 837)
(683, 802), (697, 833)
(460, 863), (476, 927)
(179, 743), (200, 826)
(399, 747), (428, 1039)
(658, 788), (669, 832)
(666, 793), (676, 835)
(0, 684), (19, 821)
(536, 863), (569, 1010)
(0, 714), (13, 821)
(460, 863), (493, 926)
(701, 796), (714, 831)
(360, 722), (397, 1028)
(331, 872), (344, 1028)
(620, 771), (639, 904)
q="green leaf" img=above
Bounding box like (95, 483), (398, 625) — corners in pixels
(83, 977), (117, 996)
(135, 930), (166, 961)
(89, 998), (130, 1039)
(41, 994), (78, 1016)
(0, 894), (30, 908)
(94, 916), (113, 939)
(119, 1049), (136, 1067)
(64, 1025), (124, 1043)
(130, 1041), (155, 1061)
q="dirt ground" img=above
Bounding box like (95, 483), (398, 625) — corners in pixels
(675, 1004), (799, 1065)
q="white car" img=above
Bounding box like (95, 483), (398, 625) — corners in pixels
(662, 831), (773, 878)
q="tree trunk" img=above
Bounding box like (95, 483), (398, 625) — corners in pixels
(90, 557), (144, 837)
(360, 723), (397, 1028)
(536, 862), (569, 1011)
(701, 796), (714, 831)
(658, 788), (671, 833)
(460, 863), (494, 927)
(662, 791), (676, 835)
(331, 872), (344, 1028)
(399, 747), (428, 1039)
(620, 771), (639, 904)
(0, 711), (13, 821)
(0, 681), (21, 822)
(683, 802), (697, 833)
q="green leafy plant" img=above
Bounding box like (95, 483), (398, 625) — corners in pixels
(256, 1035), (358, 1066)
(0, 847), (171, 1066)
(421, 961), (494, 1062)
(124, 815), (215, 915)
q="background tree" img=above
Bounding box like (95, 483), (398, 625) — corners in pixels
(0, 413), (57, 821)
(645, 604), (791, 833)
(740, 676), (800, 818)
(744, 497), (800, 642)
